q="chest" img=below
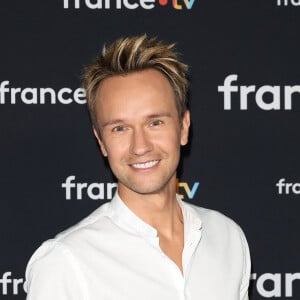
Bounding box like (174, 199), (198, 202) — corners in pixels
(73, 231), (242, 300)
(159, 232), (184, 273)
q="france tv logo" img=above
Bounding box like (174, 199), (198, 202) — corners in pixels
(63, 0), (196, 10)
(158, 0), (195, 9)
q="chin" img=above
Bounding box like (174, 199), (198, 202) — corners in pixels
(121, 178), (175, 195)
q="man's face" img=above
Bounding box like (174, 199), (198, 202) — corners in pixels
(94, 69), (190, 198)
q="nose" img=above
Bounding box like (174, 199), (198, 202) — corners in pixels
(129, 127), (153, 156)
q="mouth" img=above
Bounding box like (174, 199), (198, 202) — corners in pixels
(130, 160), (159, 169)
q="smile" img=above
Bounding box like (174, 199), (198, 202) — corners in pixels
(131, 160), (159, 169)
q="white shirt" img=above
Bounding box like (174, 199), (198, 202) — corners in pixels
(25, 193), (251, 300)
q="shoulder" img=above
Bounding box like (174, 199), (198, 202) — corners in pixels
(185, 201), (241, 227)
(28, 201), (112, 257)
(25, 202), (112, 294)
(58, 201), (112, 238)
(25, 239), (71, 278)
(24, 239), (83, 298)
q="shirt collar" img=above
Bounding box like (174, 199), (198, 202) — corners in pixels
(108, 192), (202, 239)
(109, 192), (158, 237)
(176, 195), (202, 244)
(177, 195), (202, 230)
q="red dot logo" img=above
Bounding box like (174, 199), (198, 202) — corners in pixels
(158, 0), (168, 6)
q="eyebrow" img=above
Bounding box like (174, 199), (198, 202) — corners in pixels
(101, 112), (172, 128)
(145, 113), (172, 119)
(100, 119), (125, 129)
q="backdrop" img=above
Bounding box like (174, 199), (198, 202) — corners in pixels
(1, 1), (299, 299)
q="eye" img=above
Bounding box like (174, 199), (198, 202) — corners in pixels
(112, 125), (126, 132)
(150, 120), (163, 127)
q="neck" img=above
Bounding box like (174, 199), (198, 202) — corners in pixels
(118, 182), (183, 238)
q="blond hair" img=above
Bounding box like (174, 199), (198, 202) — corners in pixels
(82, 35), (189, 132)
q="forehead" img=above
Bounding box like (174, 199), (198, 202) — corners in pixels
(95, 69), (177, 123)
(97, 69), (173, 100)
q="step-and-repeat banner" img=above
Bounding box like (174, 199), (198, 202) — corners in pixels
(1, 1), (299, 299)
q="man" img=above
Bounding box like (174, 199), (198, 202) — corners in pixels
(25, 35), (251, 300)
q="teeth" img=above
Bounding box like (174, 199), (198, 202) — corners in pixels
(131, 160), (159, 169)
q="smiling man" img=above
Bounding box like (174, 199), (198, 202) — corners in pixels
(25, 35), (251, 300)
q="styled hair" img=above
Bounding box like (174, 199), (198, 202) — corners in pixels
(82, 35), (189, 132)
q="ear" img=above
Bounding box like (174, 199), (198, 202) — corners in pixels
(93, 127), (108, 157)
(180, 110), (190, 146)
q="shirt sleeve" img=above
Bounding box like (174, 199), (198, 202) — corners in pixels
(238, 227), (251, 300)
(25, 240), (89, 300)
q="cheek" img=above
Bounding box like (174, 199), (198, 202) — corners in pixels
(104, 140), (128, 161)
(155, 131), (181, 152)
